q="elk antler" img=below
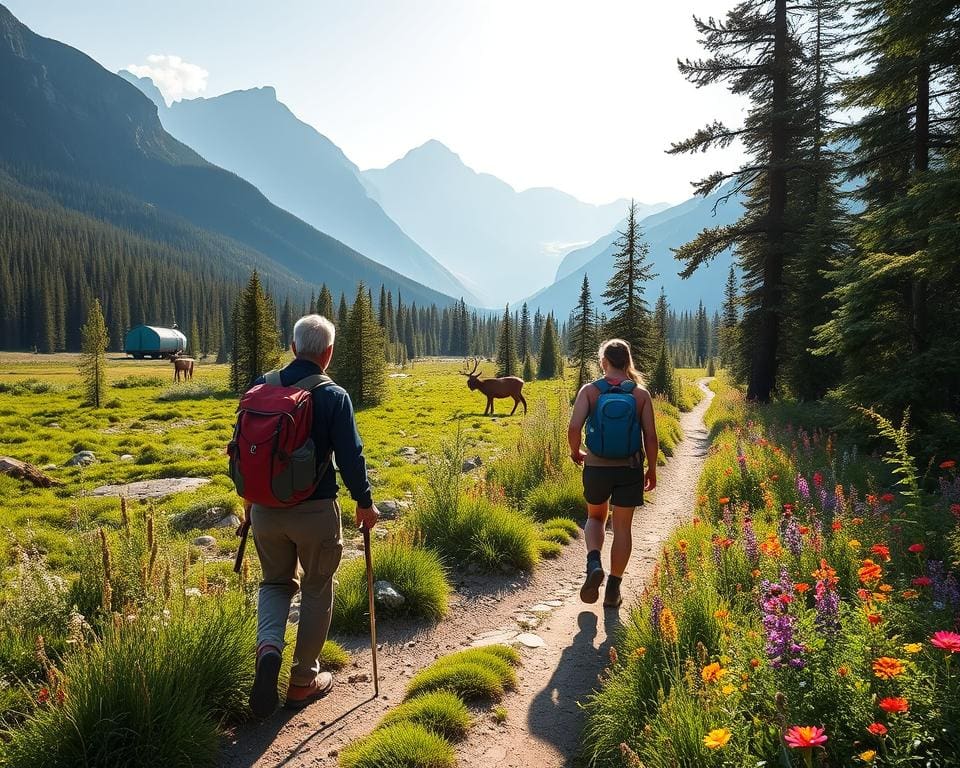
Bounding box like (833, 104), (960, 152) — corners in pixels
(459, 357), (480, 376)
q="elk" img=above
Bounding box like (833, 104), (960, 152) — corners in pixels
(171, 353), (195, 382)
(460, 358), (527, 416)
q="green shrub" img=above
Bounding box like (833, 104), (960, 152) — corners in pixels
(472, 644), (520, 666)
(378, 691), (471, 741)
(333, 538), (449, 634)
(1, 596), (255, 768)
(112, 375), (166, 389)
(157, 383), (217, 402)
(0, 379), (62, 395)
(537, 540), (563, 559)
(411, 434), (540, 571)
(432, 647), (518, 689)
(526, 473), (586, 521)
(338, 723), (455, 768)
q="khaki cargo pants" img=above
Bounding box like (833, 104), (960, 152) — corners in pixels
(251, 499), (343, 686)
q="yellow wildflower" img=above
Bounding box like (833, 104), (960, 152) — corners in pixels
(703, 728), (731, 749)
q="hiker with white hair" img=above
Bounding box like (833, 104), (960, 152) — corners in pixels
(228, 313), (379, 717)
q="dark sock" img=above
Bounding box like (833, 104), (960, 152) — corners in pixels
(587, 549), (602, 571)
(606, 575), (622, 591)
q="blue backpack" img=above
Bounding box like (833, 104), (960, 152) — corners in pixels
(585, 379), (642, 459)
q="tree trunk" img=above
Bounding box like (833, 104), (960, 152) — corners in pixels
(748, 0), (788, 403)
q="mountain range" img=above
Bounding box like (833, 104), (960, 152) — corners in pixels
(526, 186), (742, 317)
(119, 73), (479, 304)
(363, 141), (668, 305)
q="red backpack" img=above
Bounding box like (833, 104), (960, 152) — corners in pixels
(228, 371), (334, 507)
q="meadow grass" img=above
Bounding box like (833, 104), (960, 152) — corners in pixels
(542, 517), (580, 537)
(537, 540), (563, 558)
(332, 536), (449, 634)
(405, 644), (519, 702)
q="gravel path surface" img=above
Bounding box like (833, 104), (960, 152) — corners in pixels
(220, 380), (714, 768)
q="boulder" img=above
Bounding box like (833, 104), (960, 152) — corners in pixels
(192, 535), (216, 548)
(377, 500), (409, 520)
(213, 513), (241, 529)
(373, 580), (405, 609)
(461, 456), (483, 473)
(92, 477), (210, 500)
(65, 450), (96, 467)
(119, 454), (135, 462)
(398, 446), (417, 457)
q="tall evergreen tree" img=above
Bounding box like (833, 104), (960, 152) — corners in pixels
(537, 313), (564, 380)
(317, 284), (334, 320)
(570, 274), (597, 393)
(337, 282), (386, 408)
(653, 288), (669, 345)
(496, 304), (519, 377)
(695, 301), (709, 365)
(229, 271), (281, 392)
(601, 200), (658, 372)
(670, 0), (801, 401)
(79, 298), (109, 407)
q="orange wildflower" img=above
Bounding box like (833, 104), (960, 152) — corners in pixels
(858, 559), (883, 585)
(872, 657), (905, 679)
(701, 662), (727, 683)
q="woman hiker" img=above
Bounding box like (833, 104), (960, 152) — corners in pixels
(567, 338), (658, 608)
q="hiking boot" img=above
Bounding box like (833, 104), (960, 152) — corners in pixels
(249, 645), (282, 718)
(603, 582), (623, 608)
(285, 672), (334, 710)
(580, 562), (605, 604)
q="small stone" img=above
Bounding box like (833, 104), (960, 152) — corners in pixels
(119, 454), (135, 462)
(374, 580), (405, 609)
(192, 535), (216, 547)
(214, 514), (241, 529)
(530, 604), (553, 613)
(461, 458), (480, 473)
(544, 600), (563, 607)
(347, 673), (371, 684)
(515, 633), (546, 649)
(399, 446), (417, 456)
(65, 450), (96, 467)
(41, 464), (57, 471)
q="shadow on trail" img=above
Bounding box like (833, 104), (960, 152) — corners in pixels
(526, 609), (622, 768)
(226, 696), (377, 768)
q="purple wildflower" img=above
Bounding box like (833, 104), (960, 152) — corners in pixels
(743, 518), (759, 564)
(796, 474), (811, 501)
(650, 595), (664, 635)
(783, 518), (802, 557)
(760, 568), (805, 669)
(928, 561), (960, 607)
(814, 580), (840, 636)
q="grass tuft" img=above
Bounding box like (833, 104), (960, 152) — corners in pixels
(333, 537), (449, 634)
(406, 661), (505, 702)
(338, 722), (456, 768)
(537, 540), (563, 558)
(542, 517), (580, 537)
(378, 691), (471, 741)
(526, 473), (587, 521)
(540, 527), (572, 544)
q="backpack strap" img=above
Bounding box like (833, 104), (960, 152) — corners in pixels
(592, 378), (612, 394)
(293, 373), (334, 392)
(619, 380), (637, 393)
(264, 370), (283, 386)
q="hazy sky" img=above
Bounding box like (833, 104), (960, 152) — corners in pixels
(6, 0), (747, 205)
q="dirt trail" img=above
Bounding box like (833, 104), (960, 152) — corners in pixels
(220, 380), (713, 768)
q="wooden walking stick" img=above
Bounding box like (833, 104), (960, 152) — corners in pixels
(362, 524), (380, 696)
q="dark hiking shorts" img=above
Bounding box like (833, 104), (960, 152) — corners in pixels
(582, 465), (645, 510)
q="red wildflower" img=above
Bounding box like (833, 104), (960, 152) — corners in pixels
(867, 613), (883, 627)
(785, 726), (828, 749)
(869, 544), (891, 562)
(831, 520), (843, 531)
(881, 493), (895, 503)
(37, 687), (49, 705)
(951, 504), (960, 519)
(866, 723), (888, 737)
(912, 576), (932, 587)
(867, 494), (877, 505)
(838, 665), (849, 676)
(783, 503), (794, 514)
(718, 497), (730, 505)
(930, 631), (960, 653)
(878, 697), (909, 714)
(799, 525), (810, 535)
(940, 459), (956, 469)
(813, 472), (823, 488)
(795, 582), (811, 594)
(907, 543), (925, 554)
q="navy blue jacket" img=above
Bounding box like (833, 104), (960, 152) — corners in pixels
(253, 358), (372, 508)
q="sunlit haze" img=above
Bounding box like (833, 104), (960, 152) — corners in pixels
(6, 0), (747, 205)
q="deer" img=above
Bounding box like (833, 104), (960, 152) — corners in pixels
(171, 353), (195, 382)
(460, 357), (527, 416)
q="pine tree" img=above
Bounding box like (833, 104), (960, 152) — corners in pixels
(653, 288), (669, 345)
(695, 301), (709, 365)
(815, 1), (960, 422)
(79, 298), (109, 407)
(188, 315), (201, 357)
(537, 313), (564, 380)
(337, 282), (386, 408)
(670, 0), (801, 401)
(570, 274), (597, 394)
(601, 200), (658, 372)
(518, 303), (532, 362)
(649, 342), (674, 401)
(317, 284), (334, 320)
(496, 304), (519, 377)
(229, 271), (281, 392)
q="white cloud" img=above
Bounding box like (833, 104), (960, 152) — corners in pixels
(125, 54), (208, 105)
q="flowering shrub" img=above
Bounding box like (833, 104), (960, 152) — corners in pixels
(582, 395), (960, 767)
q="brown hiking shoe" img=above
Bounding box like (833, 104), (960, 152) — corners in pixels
(285, 672), (334, 710)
